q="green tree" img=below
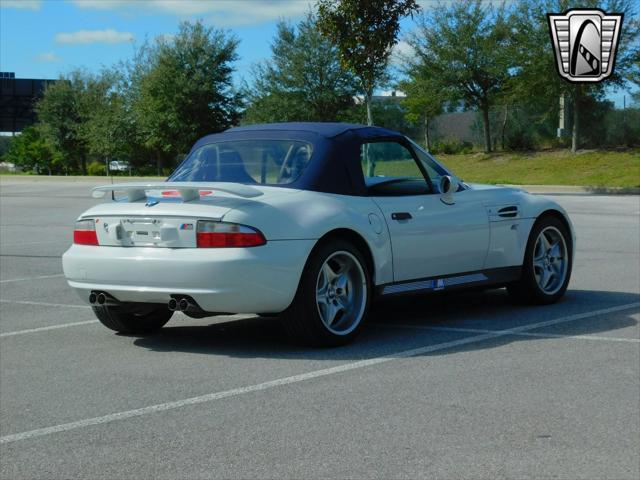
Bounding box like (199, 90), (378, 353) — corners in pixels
(509, 0), (640, 152)
(2, 126), (62, 174)
(37, 69), (135, 174)
(81, 69), (131, 172)
(398, 73), (444, 152)
(0, 136), (12, 157)
(36, 70), (91, 173)
(317, 0), (420, 126)
(244, 13), (357, 123)
(133, 21), (242, 174)
(410, 0), (511, 153)
(340, 96), (414, 133)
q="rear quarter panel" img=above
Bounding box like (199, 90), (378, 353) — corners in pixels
(222, 191), (394, 286)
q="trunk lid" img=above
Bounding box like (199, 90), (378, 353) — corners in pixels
(81, 184), (295, 248)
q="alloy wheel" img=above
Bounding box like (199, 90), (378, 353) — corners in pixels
(533, 226), (568, 295)
(315, 251), (367, 335)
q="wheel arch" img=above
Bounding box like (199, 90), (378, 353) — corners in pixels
(535, 209), (574, 251)
(312, 228), (376, 285)
(507, 208), (574, 304)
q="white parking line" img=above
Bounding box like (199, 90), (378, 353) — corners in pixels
(0, 240), (68, 247)
(0, 299), (88, 309)
(0, 306), (249, 338)
(0, 320), (97, 338)
(0, 273), (64, 284)
(375, 323), (640, 344)
(1, 302), (637, 445)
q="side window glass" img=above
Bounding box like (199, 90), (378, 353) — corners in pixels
(360, 141), (431, 196)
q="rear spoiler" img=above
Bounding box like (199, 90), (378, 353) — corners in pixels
(92, 182), (264, 202)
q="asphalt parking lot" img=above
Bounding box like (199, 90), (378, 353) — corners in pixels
(0, 178), (638, 479)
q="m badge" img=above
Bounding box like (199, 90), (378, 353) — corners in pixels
(548, 9), (623, 83)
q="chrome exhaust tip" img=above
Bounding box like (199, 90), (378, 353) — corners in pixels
(90, 291), (120, 307)
(178, 298), (189, 311)
(168, 298), (178, 311)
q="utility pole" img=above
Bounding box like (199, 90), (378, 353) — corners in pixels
(557, 94), (566, 138)
(623, 94), (628, 146)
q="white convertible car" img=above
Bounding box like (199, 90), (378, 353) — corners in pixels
(63, 123), (574, 346)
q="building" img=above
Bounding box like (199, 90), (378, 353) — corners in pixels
(0, 72), (55, 134)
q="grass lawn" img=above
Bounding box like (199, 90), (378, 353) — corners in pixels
(436, 149), (640, 188)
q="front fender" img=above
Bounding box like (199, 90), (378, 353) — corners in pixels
(515, 192), (576, 266)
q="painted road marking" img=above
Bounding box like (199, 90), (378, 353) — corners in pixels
(0, 273), (64, 284)
(0, 299), (88, 309)
(0, 320), (98, 338)
(0, 308), (253, 337)
(375, 323), (640, 344)
(0, 240), (69, 247)
(1, 302), (637, 445)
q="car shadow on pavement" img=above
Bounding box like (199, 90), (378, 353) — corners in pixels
(132, 289), (639, 360)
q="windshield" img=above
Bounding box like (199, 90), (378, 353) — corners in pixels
(169, 139), (313, 185)
(406, 138), (451, 183)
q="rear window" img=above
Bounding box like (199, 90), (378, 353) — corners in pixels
(169, 139), (313, 185)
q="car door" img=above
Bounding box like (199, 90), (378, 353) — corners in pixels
(362, 140), (490, 283)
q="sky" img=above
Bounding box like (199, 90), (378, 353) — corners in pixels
(0, 0), (319, 84)
(0, 0), (635, 107)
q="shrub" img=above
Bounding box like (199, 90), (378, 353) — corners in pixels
(87, 161), (106, 176)
(431, 138), (474, 154)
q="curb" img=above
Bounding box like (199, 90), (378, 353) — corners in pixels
(500, 184), (640, 196)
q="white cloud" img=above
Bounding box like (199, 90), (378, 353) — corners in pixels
(36, 52), (61, 62)
(394, 41), (414, 58)
(1, 0), (41, 10)
(70, 0), (311, 26)
(71, 0), (215, 14)
(55, 29), (134, 45)
(156, 33), (176, 43)
(391, 40), (415, 65)
(206, 2), (311, 27)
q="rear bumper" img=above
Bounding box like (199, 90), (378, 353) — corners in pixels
(62, 241), (315, 313)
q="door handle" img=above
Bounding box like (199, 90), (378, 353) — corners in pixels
(391, 212), (412, 221)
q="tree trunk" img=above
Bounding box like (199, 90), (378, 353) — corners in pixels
(481, 105), (492, 153)
(363, 90), (375, 176)
(501, 105), (509, 151)
(156, 155), (162, 177)
(571, 86), (580, 153)
(365, 92), (373, 126)
(424, 116), (431, 152)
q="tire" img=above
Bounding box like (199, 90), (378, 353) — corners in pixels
(280, 239), (371, 347)
(92, 304), (173, 334)
(508, 215), (572, 304)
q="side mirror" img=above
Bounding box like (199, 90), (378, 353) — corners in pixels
(439, 175), (457, 205)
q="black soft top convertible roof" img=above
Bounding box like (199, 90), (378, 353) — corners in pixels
(227, 122), (402, 139)
(184, 122), (411, 196)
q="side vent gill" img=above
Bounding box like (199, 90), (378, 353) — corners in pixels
(486, 204), (520, 222)
(498, 206), (519, 218)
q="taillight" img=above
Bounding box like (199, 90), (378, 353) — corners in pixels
(196, 221), (266, 248)
(73, 219), (99, 246)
